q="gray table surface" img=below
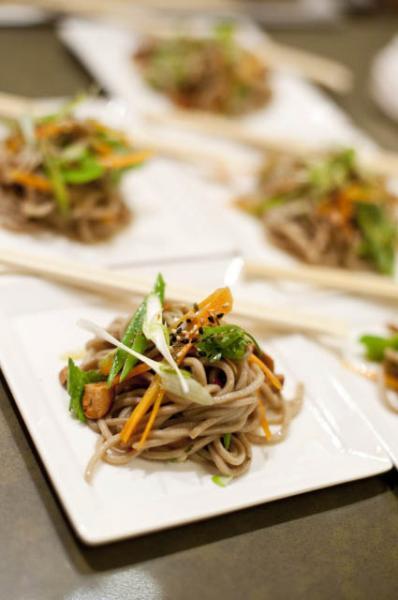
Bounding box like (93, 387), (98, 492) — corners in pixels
(1, 14), (398, 600)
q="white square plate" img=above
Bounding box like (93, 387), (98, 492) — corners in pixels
(0, 98), (237, 266)
(0, 276), (391, 544)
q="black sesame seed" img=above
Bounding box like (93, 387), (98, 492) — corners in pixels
(217, 313), (224, 319)
(186, 318), (192, 324)
(208, 316), (215, 323)
(199, 327), (204, 334)
(193, 303), (199, 311)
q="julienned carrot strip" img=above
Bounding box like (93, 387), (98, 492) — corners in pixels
(176, 342), (193, 364)
(136, 343), (193, 446)
(91, 140), (112, 156)
(100, 150), (153, 169)
(257, 395), (271, 441)
(8, 170), (52, 192)
(36, 121), (79, 139)
(384, 374), (398, 392)
(249, 354), (282, 391)
(120, 376), (161, 444)
(137, 388), (165, 448)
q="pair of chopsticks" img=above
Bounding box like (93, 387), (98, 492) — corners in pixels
(15, 0), (352, 94)
(147, 110), (398, 178)
(0, 248), (347, 339)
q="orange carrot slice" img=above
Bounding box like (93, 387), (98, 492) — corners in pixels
(257, 394), (272, 441)
(100, 150), (153, 170)
(249, 354), (282, 391)
(8, 170), (52, 192)
(137, 388), (165, 449)
(120, 376), (161, 444)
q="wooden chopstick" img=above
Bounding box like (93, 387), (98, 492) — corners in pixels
(256, 40), (352, 94)
(0, 247), (347, 338)
(147, 110), (398, 178)
(147, 110), (311, 156)
(245, 260), (398, 302)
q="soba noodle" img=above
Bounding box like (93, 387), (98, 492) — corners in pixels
(237, 150), (397, 274)
(61, 289), (303, 482)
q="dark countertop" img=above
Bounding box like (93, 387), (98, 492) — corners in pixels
(1, 14), (398, 600)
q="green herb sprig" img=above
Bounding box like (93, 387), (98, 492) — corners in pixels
(107, 273), (165, 385)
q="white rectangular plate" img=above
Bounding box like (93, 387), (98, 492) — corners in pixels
(0, 276), (391, 544)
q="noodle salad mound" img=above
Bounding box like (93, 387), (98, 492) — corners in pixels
(60, 276), (303, 484)
(238, 149), (398, 275)
(0, 97), (150, 243)
(134, 24), (271, 116)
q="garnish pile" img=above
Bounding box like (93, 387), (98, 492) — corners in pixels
(238, 149), (397, 274)
(0, 98), (151, 242)
(60, 275), (302, 482)
(134, 25), (271, 116)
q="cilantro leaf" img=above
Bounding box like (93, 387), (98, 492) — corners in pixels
(196, 324), (260, 362)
